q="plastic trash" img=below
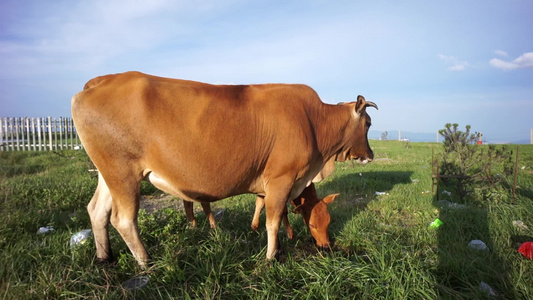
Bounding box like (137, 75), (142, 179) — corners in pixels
(479, 281), (497, 296)
(37, 226), (55, 234)
(70, 229), (92, 248)
(214, 209), (225, 220)
(512, 220), (529, 231)
(468, 240), (489, 251)
(518, 242), (533, 260)
(411, 179), (419, 183)
(375, 191), (388, 196)
(429, 218), (443, 228)
(122, 276), (149, 291)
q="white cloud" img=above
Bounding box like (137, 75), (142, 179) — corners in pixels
(490, 52), (533, 70)
(438, 54), (469, 71)
(494, 49), (508, 57)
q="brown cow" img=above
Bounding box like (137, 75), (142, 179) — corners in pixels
(72, 71), (377, 266)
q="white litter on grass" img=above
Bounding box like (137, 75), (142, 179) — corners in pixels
(70, 229), (92, 248)
(441, 190), (452, 196)
(512, 220), (529, 231)
(122, 276), (149, 291)
(375, 191), (388, 196)
(437, 200), (466, 210)
(411, 179), (420, 183)
(37, 226), (55, 234)
(468, 240), (489, 251)
(479, 281), (497, 296)
(521, 166), (526, 170)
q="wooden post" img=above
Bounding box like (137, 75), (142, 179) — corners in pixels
(21, 118), (26, 151)
(59, 117), (63, 150)
(8, 118), (14, 151)
(15, 117), (20, 151)
(53, 118), (57, 150)
(513, 146), (520, 201)
(69, 118), (74, 149)
(26, 118), (31, 151)
(0, 118), (4, 151)
(48, 117), (53, 151)
(37, 118), (43, 151)
(31, 118), (36, 151)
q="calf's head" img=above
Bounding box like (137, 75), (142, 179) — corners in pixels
(292, 184), (339, 248)
(337, 95), (378, 164)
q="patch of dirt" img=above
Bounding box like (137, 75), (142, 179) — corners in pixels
(140, 194), (184, 213)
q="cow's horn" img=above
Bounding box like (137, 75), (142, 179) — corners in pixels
(366, 101), (378, 110)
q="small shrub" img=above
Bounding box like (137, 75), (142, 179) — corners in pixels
(437, 123), (513, 201)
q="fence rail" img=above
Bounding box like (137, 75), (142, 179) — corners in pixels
(0, 117), (82, 151)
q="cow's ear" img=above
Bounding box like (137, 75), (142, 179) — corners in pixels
(355, 95), (367, 114)
(322, 193), (339, 204)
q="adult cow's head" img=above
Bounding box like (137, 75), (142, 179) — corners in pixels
(292, 184), (340, 249)
(336, 95), (378, 163)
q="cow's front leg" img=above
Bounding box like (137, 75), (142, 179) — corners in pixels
(264, 188), (290, 260)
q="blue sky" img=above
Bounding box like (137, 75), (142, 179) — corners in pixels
(1, 0), (532, 143)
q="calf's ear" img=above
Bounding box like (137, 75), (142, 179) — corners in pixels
(322, 193), (340, 204)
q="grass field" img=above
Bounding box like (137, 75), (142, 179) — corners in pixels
(1, 141), (532, 299)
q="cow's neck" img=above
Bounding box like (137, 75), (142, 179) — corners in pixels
(314, 103), (355, 163)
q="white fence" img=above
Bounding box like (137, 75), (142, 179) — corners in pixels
(0, 117), (82, 151)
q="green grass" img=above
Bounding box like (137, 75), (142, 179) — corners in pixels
(1, 141), (532, 299)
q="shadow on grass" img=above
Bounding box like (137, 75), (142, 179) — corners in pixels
(432, 185), (518, 298)
(319, 170), (414, 208)
(318, 170), (414, 246)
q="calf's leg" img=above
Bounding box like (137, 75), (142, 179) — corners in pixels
(183, 200), (216, 229)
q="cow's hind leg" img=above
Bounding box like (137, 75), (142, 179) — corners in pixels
(87, 172), (113, 263)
